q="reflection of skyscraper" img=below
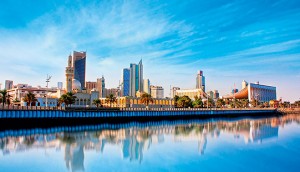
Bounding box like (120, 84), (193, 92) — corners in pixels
(198, 128), (207, 155)
(196, 70), (205, 92)
(129, 60), (143, 97)
(122, 69), (130, 96)
(73, 51), (86, 90)
(122, 139), (130, 159)
(250, 124), (279, 142)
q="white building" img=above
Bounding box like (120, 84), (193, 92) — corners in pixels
(150, 86), (164, 99)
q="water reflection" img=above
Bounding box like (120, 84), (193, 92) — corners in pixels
(0, 114), (299, 171)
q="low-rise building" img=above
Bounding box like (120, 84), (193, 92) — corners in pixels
(99, 97), (174, 108)
(150, 86), (164, 99)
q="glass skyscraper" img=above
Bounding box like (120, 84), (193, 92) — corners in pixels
(129, 59), (143, 97)
(73, 51), (86, 89)
(196, 70), (205, 92)
(122, 69), (130, 96)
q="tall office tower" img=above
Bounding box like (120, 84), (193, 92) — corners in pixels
(122, 68), (130, 96)
(213, 90), (219, 99)
(96, 76), (105, 98)
(57, 82), (63, 90)
(143, 79), (150, 94)
(196, 70), (205, 92)
(72, 51), (86, 89)
(5, 80), (13, 90)
(65, 55), (74, 92)
(129, 59), (143, 97)
(150, 85), (164, 99)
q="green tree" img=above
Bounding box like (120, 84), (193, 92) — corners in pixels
(105, 94), (116, 107)
(192, 96), (203, 108)
(0, 89), (7, 106)
(216, 99), (225, 108)
(58, 92), (76, 107)
(140, 93), (153, 108)
(23, 92), (37, 106)
(177, 96), (192, 108)
(250, 99), (259, 107)
(93, 99), (101, 108)
(174, 95), (180, 107)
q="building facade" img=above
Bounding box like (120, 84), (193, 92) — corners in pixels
(72, 51), (86, 89)
(122, 69), (130, 96)
(175, 89), (205, 100)
(171, 87), (180, 98)
(196, 70), (205, 92)
(143, 79), (150, 94)
(86, 81), (97, 93)
(150, 86), (164, 99)
(65, 55), (74, 92)
(129, 60), (143, 97)
(96, 76), (105, 98)
(5, 80), (13, 90)
(99, 97), (174, 108)
(57, 82), (63, 90)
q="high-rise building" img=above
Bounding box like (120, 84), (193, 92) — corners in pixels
(196, 70), (205, 92)
(122, 69), (130, 96)
(5, 80), (13, 90)
(65, 55), (74, 92)
(57, 82), (63, 90)
(150, 85), (164, 99)
(72, 51), (86, 89)
(143, 79), (150, 94)
(213, 90), (219, 99)
(129, 60), (143, 97)
(96, 76), (105, 98)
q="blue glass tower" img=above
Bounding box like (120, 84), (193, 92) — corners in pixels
(73, 51), (86, 89)
(122, 68), (130, 96)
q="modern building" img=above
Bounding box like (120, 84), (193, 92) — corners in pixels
(206, 91), (214, 99)
(96, 76), (105, 98)
(232, 89), (239, 94)
(129, 60), (143, 97)
(213, 90), (219, 99)
(223, 81), (276, 103)
(86, 81), (97, 93)
(57, 82), (63, 90)
(150, 85), (164, 99)
(196, 70), (205, 92)
(175, 89), (206, 100)
(122, 69), (130, 96)
(5, 80), (13, 90)
(143, 79), (150, 94)
(72, 51), (86, 89)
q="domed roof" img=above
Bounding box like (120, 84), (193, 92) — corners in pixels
(72, 79), (82, 91)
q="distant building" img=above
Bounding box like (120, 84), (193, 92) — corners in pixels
(122, 69), (130, 96)
(96, 76), (105, 98)
(86, 81), (97, 93)
(105, 88), (119, 97)
(175, 89), (205, 100)
(242, 80), (248, 89)
(196, 70), (205, 92)
(223, 81), (276, 103)
(150, 85), (164, 99)
(172, 87), (180, 98)
(129, 60), (143, 97)
(72, 51), (86, 89)
(232, 89), (239, 94)
(5, 80), (13, 90)
(206, 91), (214, 99)
(143, 79), (150, 94)
(213, 90), (219, 99)
(57, 82), (63, 90)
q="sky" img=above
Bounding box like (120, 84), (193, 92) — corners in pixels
(0, 0), (299, 102)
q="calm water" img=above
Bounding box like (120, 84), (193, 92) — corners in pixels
(0, 114), (300, 172)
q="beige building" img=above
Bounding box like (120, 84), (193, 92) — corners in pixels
(86, 81), (97, 93)
(99, 97), (174, 108)
(150, 85), (164, 99)
(175, 89), (206, 100)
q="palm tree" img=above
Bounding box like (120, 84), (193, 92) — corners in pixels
(0, 89), (7, 106)
(23, 92), (37, 106)
(93, 99), (101, 108)
(105, 94), (116, 107)
(216, 99), (225, 108)
(58, 92), (76, 107)
(140, 93), (153, 108)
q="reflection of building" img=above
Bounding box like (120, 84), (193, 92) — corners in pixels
(196, 70), (205, 92)
(250, 124), (279, 142)
(150, 85), (164, 99)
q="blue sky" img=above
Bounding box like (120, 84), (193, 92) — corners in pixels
(0, 0), (299, 101)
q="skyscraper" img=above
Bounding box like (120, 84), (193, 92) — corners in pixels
(143, 79), (150, 94)
(96, 76), (105, 98)
(129, 59), (143, 97)
(122, 69), (130, 96)
(196, 70), (205, 92)
(72, 51), (86, 89)
(5, 80), (13, 90)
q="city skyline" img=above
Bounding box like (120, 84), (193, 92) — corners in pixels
(0, 0), (300, 101)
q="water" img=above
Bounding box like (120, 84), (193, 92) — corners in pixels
(0, 114), (300, 172)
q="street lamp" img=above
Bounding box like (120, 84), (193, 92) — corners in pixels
(45, 75), (52, 108)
